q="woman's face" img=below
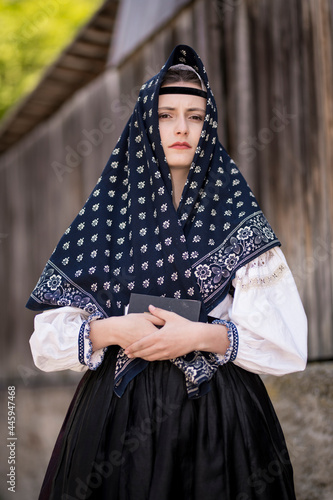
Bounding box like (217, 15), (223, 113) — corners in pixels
(158, 82), (206, 175)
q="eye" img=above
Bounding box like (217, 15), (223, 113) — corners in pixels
(190, 114), (204, 121)
(158, 113), (172, 119)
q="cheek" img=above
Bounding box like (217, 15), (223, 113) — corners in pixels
(192, 124), (203, 146)
(158, 123), (168, 150)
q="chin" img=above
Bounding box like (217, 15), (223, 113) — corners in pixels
(167, 156), (192, 171)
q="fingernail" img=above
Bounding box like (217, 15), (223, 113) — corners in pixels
(149, 304), (156, 310)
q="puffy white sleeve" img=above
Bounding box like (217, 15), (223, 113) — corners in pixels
(29, 306), (106, 373)
(210, 247), (307, 375)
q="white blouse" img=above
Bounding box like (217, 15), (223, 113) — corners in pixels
(29, 247), (307, 376)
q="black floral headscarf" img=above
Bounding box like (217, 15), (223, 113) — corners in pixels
(27, 45), (279, 398)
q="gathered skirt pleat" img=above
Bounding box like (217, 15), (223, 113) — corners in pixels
(40, 346), (296, 500)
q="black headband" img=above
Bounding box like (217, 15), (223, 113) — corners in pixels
(159, 86), (207, 99)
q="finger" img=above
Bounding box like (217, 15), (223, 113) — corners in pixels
(124, 333), (157, 356)
(143, 311), (165, 327)
(148, 305), (176, 321)
(126, 343), (169, 361)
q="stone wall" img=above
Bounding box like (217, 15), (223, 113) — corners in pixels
(263, 362), (333, 500)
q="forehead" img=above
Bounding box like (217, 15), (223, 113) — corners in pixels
(158, 93), (206, 109)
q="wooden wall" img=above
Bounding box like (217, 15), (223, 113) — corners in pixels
(0, 0), (332, 380)
(218, 0), (333, 359)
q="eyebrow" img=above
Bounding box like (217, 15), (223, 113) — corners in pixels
(158, 106), (206, 113)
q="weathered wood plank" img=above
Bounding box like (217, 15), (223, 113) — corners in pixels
(0, 0), (332, 378)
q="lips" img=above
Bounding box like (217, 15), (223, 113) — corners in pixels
(169, 142), (191, 149)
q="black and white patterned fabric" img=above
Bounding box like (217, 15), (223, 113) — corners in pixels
(26, 45), (280, 398)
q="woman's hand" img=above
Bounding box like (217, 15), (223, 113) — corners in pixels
(124, 305), (230, 361)
(89, 312), (165, 352)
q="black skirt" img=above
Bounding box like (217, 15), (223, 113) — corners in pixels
(40, 346), (296, 500)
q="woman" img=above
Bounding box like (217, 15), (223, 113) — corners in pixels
(27, 45), (307, 499)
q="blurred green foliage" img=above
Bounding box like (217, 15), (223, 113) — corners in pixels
(0, 0), (103, 121)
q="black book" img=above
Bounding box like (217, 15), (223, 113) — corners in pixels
(127, 293), (201, 322)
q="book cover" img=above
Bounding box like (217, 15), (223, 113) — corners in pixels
(127, 293), (201, 322)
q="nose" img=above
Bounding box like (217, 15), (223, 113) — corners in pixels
(175, 114), (189, 135)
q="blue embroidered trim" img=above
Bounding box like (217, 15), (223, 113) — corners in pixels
(84, 312), (106, 370)
(78, 321), (86, 365)
(192, 212), (280, 309)
(28, 260), (106, 316)
(212, 319), (239, 361)
(229, 322), (239, 361)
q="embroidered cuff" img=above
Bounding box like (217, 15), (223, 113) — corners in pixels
(212, 319), (239, 362)
(78, 312), (107, 370)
